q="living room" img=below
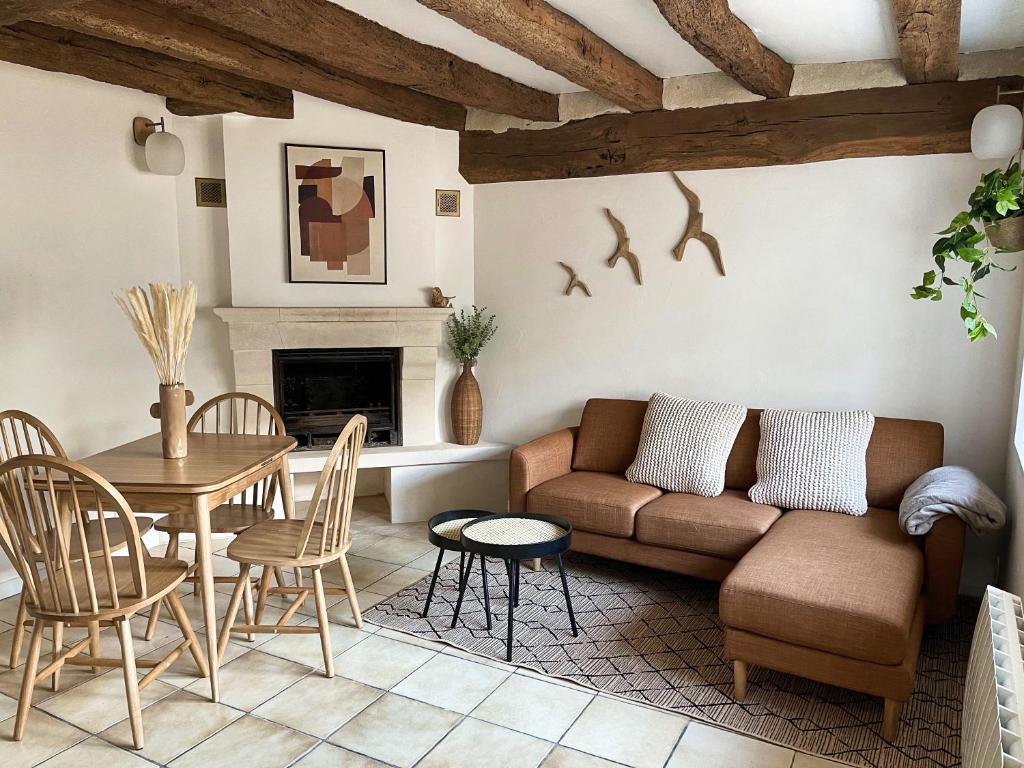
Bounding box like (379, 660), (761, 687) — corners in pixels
(1, 1), (1023, 767)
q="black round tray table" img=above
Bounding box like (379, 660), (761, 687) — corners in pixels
(424, 509), (495, 627)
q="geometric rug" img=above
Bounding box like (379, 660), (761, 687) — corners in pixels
(363, 552), (974, 768)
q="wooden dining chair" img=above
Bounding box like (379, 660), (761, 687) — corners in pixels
(218, 415), (367, 676)
(0, 454), (206, 749)
(144, 392), (287, 641)
(0, 410), (155, 676)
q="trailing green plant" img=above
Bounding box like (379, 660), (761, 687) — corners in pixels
(446, 305), (497, 364)
(912, 162), (1022, 341)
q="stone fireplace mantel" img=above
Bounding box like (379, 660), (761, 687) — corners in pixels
(214, 306), (453, 447)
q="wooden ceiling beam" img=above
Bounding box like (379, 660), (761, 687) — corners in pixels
(165, 98), (227, 116)
(0, 22), (293, 118)
(155, 0), (559, 121)
(459, 76), (1022, 183)
(416, 0), (661, 112)
(0, 0), (84, 25)
(890, 0), (961, 83)
(651, 0), (793, 98)
(44, 0), (466, 130)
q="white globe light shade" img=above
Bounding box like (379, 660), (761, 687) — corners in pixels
(971, 104), (1023, 160)
(145, 131), (185, 176)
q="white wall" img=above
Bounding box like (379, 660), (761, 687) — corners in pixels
(474, 155), (1024, 593)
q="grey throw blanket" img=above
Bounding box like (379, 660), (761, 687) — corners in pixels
(899, 465), (1006, 535)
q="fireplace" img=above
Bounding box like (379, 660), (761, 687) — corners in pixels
(273, 348), (402, 450)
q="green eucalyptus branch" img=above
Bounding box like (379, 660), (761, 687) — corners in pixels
(445, 305), (498, 364)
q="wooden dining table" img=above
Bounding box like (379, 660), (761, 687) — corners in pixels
(76, 430), (298, 703)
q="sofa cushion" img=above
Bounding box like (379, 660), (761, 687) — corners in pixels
(527, 471), (662, 538)
(572, 399), (648, 474)
(635, 490), (781, 559)
(719, 508), (924, 665)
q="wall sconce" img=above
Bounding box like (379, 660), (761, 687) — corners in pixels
(971, 86), (1024, 161)
(132, 116), (185, 176)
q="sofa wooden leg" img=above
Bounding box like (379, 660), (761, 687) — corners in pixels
(882, 699), (902, 741)
(733, 660), (747, 701)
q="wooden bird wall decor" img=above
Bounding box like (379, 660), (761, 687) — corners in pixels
(604, 208), (642, 285)
(671, 173), (725, 276)
(430, 286), (455, 307)
(558, 262), (592, 297)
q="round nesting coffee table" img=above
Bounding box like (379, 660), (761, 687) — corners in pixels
(424, 509), (494, 628)
(459, 513), (578, 662)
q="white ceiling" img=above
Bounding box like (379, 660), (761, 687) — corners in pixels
(334, 0), (1024, 95)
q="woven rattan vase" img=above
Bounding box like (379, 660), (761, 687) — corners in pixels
(986, 216), (1024, 253)
(451, 362), (482, 445)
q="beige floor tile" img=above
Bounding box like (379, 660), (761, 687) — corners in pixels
(561, 696), (687, 768)
(87, 613), (185, 659)
(541, 746), (624, 768)
(407, 548), (459, 571)
(667, 722), (793, 768)
(0, 657), (97, 705)
(333, 556), (401, 590)
(34, 736), (154, 768)
(393, 653), (510, 714)
(0, 594), (23, 625)
(184, 649), (309, 711)
(793, 754), (850, 767)
(167, 715), (316, 768)
(100, 689), (243, 763)
(254, 674), (383, 738)
(441, 644), (517, 671)
(0, 691), (16, 720)
(329, 693), (461, 768)
(347, 531), (388, 555)
(473, 673), (594, 742)
(333, 633), (435, 689)
(367, 566), (430, 597)
(166, 587), (234, 627)
(326, 590), (386, 625)
(293, 742), (389, 767)
(149, 632), (249, 688)
(0, 710), (89, 768)
(258, 617), (373, 670)
(376, 626), (447, 651)
(38, 672), (176, 733)
(420, 717), (553, 768)
(356, 537), (435, 566)
(386, 521), (429, 541)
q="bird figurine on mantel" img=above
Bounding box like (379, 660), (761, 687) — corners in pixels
(430, 287), (455, 308)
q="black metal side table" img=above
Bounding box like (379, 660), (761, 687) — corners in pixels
(459, 513), (578, 662)
(424, 509), (493, 629)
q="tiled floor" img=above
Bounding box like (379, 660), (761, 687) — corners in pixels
(0, 495), (849, 768)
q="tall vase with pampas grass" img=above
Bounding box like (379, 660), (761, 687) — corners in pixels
(116, 282), (197, 459)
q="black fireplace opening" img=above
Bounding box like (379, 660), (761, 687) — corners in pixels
(273, 348), (401, 450)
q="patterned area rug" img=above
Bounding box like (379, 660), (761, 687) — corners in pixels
(364, 552), (973, 768)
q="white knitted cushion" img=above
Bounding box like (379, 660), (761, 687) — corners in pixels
(625, 393), (746, 496)
(748, 409), (875, 515)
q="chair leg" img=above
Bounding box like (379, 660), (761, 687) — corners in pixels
(883, 698), (903, 742)
(50, 622), (64, 692)
(338, 555), (362, 630)
(733, 660), (748, 701)
(241, 564), (256, 642)
(14, 620), (45, 741)
(166, 589), (209, 678)
(312, 568), (334, 678)
(254, 566), (273, 624)
(115, 618), (144, 750)
(218, 564), (251, 659)
(88, 621), (101, 674)
(9, 588), (27, 668)
(145, 532), (178, 641)
(422, 548), (445, 619)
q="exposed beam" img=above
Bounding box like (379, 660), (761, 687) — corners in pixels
(891, 0), (961, 83)
(416, 0), (661, 112)
(0, 0), (84, 25)
(459, 77), (1021, 183)
(651, 0), (793, 98)
(0, 22), (293, 117)
(45, 0), (466, 130)
(155, 0), (559, 121)
(166, 97), (227, 116)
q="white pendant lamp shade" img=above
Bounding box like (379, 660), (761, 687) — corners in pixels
(971, 104), (1023, 160)
(145, 130), (186, 176)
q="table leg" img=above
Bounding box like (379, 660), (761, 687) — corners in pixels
(504, 559), (515, 662)
(422, 549), (444, 619)
(480, 556), (491, 631)
(277, 455), (302, 588)
(557, 553), (578, 636)
(192, 494), (220, 702)
(450, 552), (475, 629)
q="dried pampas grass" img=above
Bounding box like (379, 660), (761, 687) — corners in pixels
(115, 282), (197, 385)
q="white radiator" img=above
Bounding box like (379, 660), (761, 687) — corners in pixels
(965, 586), (1024, 768)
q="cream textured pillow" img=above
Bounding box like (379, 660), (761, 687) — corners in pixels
(748, 409), (875, 515)
(625, 393), (747, 496)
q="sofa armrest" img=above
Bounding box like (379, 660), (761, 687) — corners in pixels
(923, 515), (966, 623)
(509, 427), (578, 513)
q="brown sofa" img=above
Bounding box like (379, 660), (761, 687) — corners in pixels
(509, 398), (965, 741)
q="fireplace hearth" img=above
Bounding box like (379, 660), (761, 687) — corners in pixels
(273, 347), (401, 449)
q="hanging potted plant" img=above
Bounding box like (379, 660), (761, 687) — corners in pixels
(911, 162), (1022, 341)
(446, 306), (497, 445)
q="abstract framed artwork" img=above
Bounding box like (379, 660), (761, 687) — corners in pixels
(285, 144), (387, 284)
